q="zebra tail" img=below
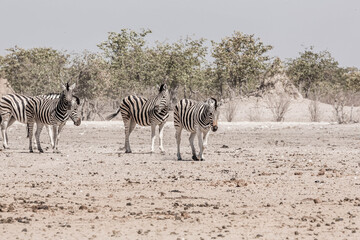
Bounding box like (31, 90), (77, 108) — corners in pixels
(105, 108), (121, 121)
(26, 124), (30, 138)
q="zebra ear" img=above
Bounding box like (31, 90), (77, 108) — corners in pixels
(69, 83), (76, 91)
(207, 98), (218, 109)
(73, 96), (80, 105)
(210, 97), (218, 110)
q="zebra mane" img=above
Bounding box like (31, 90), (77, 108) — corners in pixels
(43, 92), (80, 105)
(44, 92), (60, 96)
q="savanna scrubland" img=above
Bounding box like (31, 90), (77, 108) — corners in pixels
(0, 30), (360, 239)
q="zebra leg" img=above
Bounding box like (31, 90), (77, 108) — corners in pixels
(47, 125), (55, 148)
(56, 122), (66, 147)
(158, 122), (165, 153)
(124, 119), (135, 153)
(35, 123), (44, 153)
(1, 114), (11, 149)
(28, 121), (35, 153)
(5, 116), (16, 148)
(151, 124), (156, 153)
(52, 125), (60, 153)
(202, 130), (211, 160)
(175, 127), (183, 160)
(189, 132), (199, 161)
(28, 123), (39, 148)
(197, 130), (205, 161)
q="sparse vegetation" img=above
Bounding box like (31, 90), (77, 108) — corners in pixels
(330, 90), (358, 124)
(308, 99), (322, 122)
(247, 98), (262, 121)
(224, 100), (238, 122)
(1, 30), (360, 122)
(265, 94), (291, 122)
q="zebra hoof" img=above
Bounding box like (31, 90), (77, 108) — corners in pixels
(125, 150), (132, 153)
(29, 149), (33, 153)
(200, 158), (205, 161)
(177, 157), (182, 161)
(39, 149), (44, 153)
(192, 155), (200, 161)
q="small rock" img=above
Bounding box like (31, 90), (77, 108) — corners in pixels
(79, 205), (88, 210)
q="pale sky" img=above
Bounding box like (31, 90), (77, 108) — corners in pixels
(1, 0), (359, 68)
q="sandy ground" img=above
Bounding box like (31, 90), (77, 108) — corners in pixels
(0, 121), (359, 240)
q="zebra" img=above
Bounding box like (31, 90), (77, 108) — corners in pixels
(25, 83), (76, 153)
(26, 94), (81, 149)
(0, 90), (80, 150)
(174, 98), (219, 161)
(48, 95), (81, 149)
(106, 84), (170, 153)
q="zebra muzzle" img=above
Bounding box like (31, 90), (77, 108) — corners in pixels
(211, 125), (218, 132)
(74, 119), (81, 126)
(211, 120), (218, 132)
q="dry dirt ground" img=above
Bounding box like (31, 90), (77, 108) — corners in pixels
(0, 121), (359, 240)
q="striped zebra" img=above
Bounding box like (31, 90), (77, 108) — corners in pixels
(26, 93), (81, 149)
(0, 84), (76, 153)
(106, 84), (170, 153)
(0, 90), (80, 150)
(25, 83), (76, 153)
(174, 98), (219, 161)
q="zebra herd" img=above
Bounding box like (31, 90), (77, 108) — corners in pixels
(0, 83), (80, 153)
(0, 83), (219, 160)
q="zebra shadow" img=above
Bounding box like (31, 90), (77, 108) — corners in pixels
(103, 151), (163, 157)
(1, 150), (60, 154)
(176, 159), (204, 162)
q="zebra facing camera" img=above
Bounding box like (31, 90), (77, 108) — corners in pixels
(211, 125), (218, 132)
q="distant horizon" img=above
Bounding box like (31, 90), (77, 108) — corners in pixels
(1, 0), (359, 68)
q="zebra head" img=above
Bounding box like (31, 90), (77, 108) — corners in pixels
(154, 83), (170, 113)
(70, 95), (81, 126)
(205, 97), (219, 132)
(61, 82), (76, 110)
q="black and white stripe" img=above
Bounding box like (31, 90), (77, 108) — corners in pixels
(0, 93), (30, 148)
(0, 89), (80, 150)
(25, 83), (77, 153)
(106, 84), (170, 153)
(27, 93), (81, 149)
(174, 98), (219, 161)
